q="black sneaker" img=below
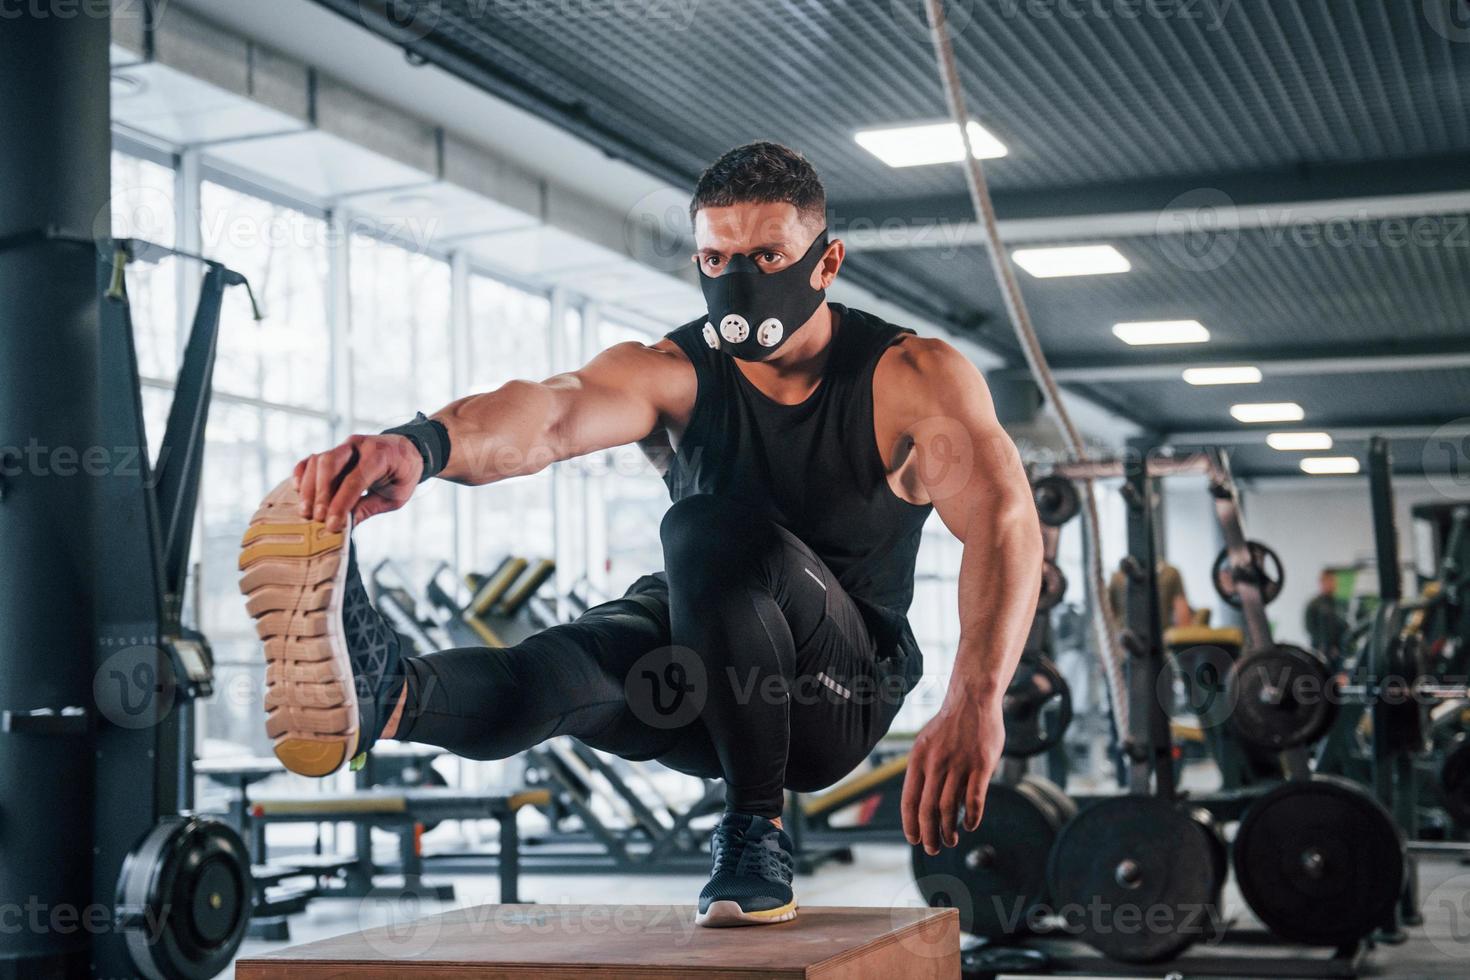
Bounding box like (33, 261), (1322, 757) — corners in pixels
(695, 812), (798, 927)
(239, 478), (405, 776)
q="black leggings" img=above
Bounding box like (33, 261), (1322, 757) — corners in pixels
(396, 494), (913, 818)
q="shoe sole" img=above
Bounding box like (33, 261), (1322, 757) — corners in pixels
(238, 478), (358, 777)
(694, 898), (798, 928)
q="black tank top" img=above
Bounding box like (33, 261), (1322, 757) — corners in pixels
(664, 304), (933, 655)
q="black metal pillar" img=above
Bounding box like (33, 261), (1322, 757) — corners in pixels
(1121, 443), (1174, 799)
(0, 10), (111, 978)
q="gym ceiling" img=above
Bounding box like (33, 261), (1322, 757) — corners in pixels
(316, 0), (1470, 479)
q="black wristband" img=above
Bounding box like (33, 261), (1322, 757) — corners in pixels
(381, 413), (451, 483)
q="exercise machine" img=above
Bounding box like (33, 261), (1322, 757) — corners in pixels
(1, 18), (258, 972)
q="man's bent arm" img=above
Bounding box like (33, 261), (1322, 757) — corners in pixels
(302, 339), (692, 530)
(435, 341), (689, 485)
(895, 340), (1044, 855)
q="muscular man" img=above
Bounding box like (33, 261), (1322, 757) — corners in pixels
(239, 142), (1041, 926)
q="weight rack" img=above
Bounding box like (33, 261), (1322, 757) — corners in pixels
(1005, 445), (1390, 977)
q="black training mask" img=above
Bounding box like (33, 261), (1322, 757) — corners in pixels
(696, 232), (829, 361)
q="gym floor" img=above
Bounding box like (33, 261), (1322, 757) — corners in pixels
(229, 843), (1470, 978)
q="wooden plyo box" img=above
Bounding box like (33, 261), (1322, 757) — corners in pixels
(236, 904), (960, 979)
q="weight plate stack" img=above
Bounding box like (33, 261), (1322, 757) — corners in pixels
(1032, 475), (1080, 527)
(1212, 540), (1284, 608)
(1233, 776), (1404, 947)
(1002, 657), (1073, 758)
(1037, 559), (1068, 612)
(1227, 643), (1337, 750)
(1047, 796), (1224, 964)
(115, 816), (253, 980)
(911, 777), (1070, 940)
(1027, 775), (1078, 829)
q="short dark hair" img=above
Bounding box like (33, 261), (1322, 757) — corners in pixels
(689, 141), (826, 229)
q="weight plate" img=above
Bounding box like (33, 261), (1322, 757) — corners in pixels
(1037, 560), (1067, 612)
(1212, 541), (1284, 608)
(1033, 475), (1080, 527)
(1047, 796), (1222, 963)
(1003, 657), (1074, 758)
(911, 780), (1063, 939)
(1233, 776), (1404, 946)
(1441, 734), (1470, 826)
(116, 816), (252, 980)
(1026, 775), (1078, 828)
(1183, 806), (1228, 895)
(1227, 644), (1337, 750)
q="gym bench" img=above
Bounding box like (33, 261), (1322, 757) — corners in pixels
(246, 786), (551, 903)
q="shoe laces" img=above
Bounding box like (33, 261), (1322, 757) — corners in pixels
(710, 820), (751, 876)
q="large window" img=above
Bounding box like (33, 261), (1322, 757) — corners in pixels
(348, 233), (453, 423)
(465, 274), (556, 574)
(202, 182), (332, 411)
(896, 514), (964, 735)
(348, 234), (455, 589)
(110, 151), (179, 381)
(590, 316), (669, 596)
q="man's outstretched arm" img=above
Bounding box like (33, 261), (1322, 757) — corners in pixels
(890, 339), (1044, 856)
(296, 339), (694, 531)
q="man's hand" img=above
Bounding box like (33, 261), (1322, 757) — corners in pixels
(294, 434), (423, 532)
(901, 693), (1006, 855)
